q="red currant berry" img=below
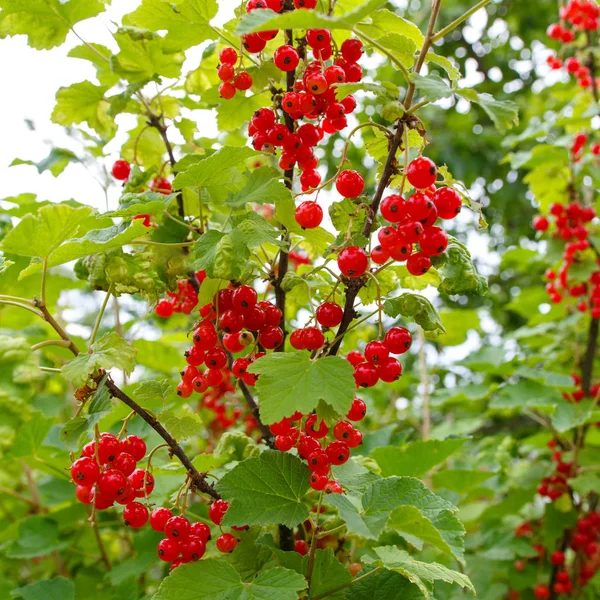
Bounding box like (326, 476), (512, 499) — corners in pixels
(216, 533), (238, 553)
(300, 169), (321, 191)
(347, 398), (367, 421)
(295, 539), (309, 555)
(258, 325), (284, 349)
(354, 362), (379, 388)
(371, 245), (390, 265)
(419, 226), (448, 256)
(533, 216), (549, 232)
(333, 420), (355, 442)
(295, 201), (323, 229)
(302, 326), (325, 350)
(252, 108), (276, 131)
(432, 187), (462, 219)
(316, 302), (343, 328)
(364, 340), (389, 365)
(274, 44), (300, 71)
(407, 192), (434, 220)
(155, 299), (174, 318)
(397, 221), (424, 244)
(150, 507), (173, 532)
(377, 226), (399, 249)
(305, 72), (328, 95)
(157, 538), (180, 562)
(306, 28), (332, 48)
(165, 515), (191, 540)
(193, 324), (218, 350)
(219, 82), (236, 99)
(336, 170), (364, 198)
(177, 381), (193, 398)
(235, 71), (253, 90)
(76, 485), (94, 504)
(380, 194), (409, 223)
(112, 159), (131, 181)
(308, 450), (330, 473)
(298, 434), (321, 459)
(242, 33), (267, 53)
(209, 500), (230, 525)
(219, 47), (238, 65)
(112, 452), (136, 477)
(123, 502), (148, 528)
(233, 285), (258, 311)
(205, 348), (228, 370)
(180, 536), (206, 562)
(338, 246), (369, 278)
(190, 521), (212, 542)
(129, 469), (155, 498)
(275, 434), (296, 451)
(219, 309), (245, 333)
(341, 38), (363, 62)
(120, 435), (146, 462)
(378, 357), (403, 382)
(218, 63), (235, 82)
(309, 472), (329, 490)
(324, 481), (344, 494)
(346, 351), (364, 367)
(206, 368), (224, 387)
(71, 457), (100, 486)
(97, 434), (120, 464)
(384, 327), (412, 354)
(98, 470), (128, 499)
(290, 329), (306, 350)
(326, 441), (350, 465)
(406, 157), (437, 189)
(347, 428), (363, 448)
(406, 251), (432, 276)
(185, 345), (205, 367)
(259, 301), (282, 326)
(306, 414), (329, 439)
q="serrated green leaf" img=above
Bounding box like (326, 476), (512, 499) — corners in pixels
(68, 43), (118, 86)
(364, 546), (475, 598)
(61, 332), (137, 387)
(10, 413), (54, 458)
(7, 516), (62, 559)
(124, 0), (219, 53)
(372, 439), (467, 478)
(412, 73), (454, 102)
(133, 379), (172, 404)
(438, 237), (488, 296)
(347, 566), (424, 599)
(216, 450), (311, 528)
(248, 352), (355, 424)
(225, 167), (291, 208)
(103, 191), (176, 218)
(11, 147), (79, 177)
(159, 409), (204, 442)
(426, 52), (461, 81)
(432, 469), (494, 493)
(356, 9), (424, 46)
(383, 293), (445, 336)
(335, 82), (397, 101)
(0, 0), (107, 50)
(372, 33), (417, 69)
(11, 577), (74, 600)
(458, 90), (519, 131)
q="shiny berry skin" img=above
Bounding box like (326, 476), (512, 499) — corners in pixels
(298, 434), (321, 459)
(82, 441), (95, 458)
(223, 333), (245, 353)
(151, 177), (172, 194)
(181, 365), (200, 384)
(325, 65), (345, 85)
(308, 450), (330, 473)
(378, 357), (403, 382)
(305, 72), (328, 95)
(120, 435), (146, 462)
(218, 63), (235, 81)
(389, 241), (412, 262)
(381, 194), (408, 223)
(407, 157), (437, 189)
(209, 500), (230, 525)
(112, 452), (136, 477)
(407, 192), (434, 220)
(326, 441), (350, 465)
(275, 434), (296, 452)
(97, 434), (120, 464)
(235, 72), (253, 90)
(186, 346), (205, 367)
(419, 226), (448, 256)
(384, 327), (412, 354)
(98, 470), (128, 498)
(217, 533), (238, 553)
(123, 502), (148, 528)
(433, 187), (462, 219)
(290, 329), (306, 350)
(300, 169), (321, 191)
(219, 82), (236, 99)
(336, 170), (364, 198)
(397, 221), (424, 244)
(306, 28), (332, 48)
(341, 38), (363, 62)
(192, 375), (208, 393)
(190, 522), (212, 542)
(333, 420), (355, 442)
(310, 472), (329, 490)
(347, 428), (363, 448)
(180, 536), (206, 562)
(206, 368), (224, 386)
(232, 358), (251, 377)
(325, 481), (344, 494)
(295, 539), (309, 555)
(258, 325), (284, 349)
(295, 201), (323, 229)
(193, 324), (218, 350)
(534, 585), (550, 600)
(242, 33), (266, 53)
(338, 246), (369, 278)
(155, 299), (174, 318)
(341, 95), (356, 114)
(219, 47), (238, 65)
(76, 485), (94, 504)
(306, 414), (329, 438)
(274, 44), (300, 71)
(347, 398), (367, 421)
(177, 381), (193, 398)
(165, 515), (191, 540)
(346, 351), (364, 367)
(157, 538), (180, 562)
(371, 245), (390, 265)
(112, 159), (131, 181)
(219, 309), (245, 333)
(243, 307), (266, 331)
(129, 469), (155, 498)
(378, 226), (398, 249)
(71, 457), (99, 486)
(316, 302), (343, 328)
(205, 348), (228, 370)
(364, 341), (389, 365)
(150, 507), (173, 532)
(533, 215), (549, 232)
(550, 551), (565, 566)
(407, 252), (432, 276)
(233, 285), (258, 311)
(252, 108), (276, 131)
(354, 362), (379, 388)
(300, 326), (323, 350)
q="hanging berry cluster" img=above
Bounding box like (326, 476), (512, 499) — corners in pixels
(70, 433), (154, 516)
(534, 200), (599, 317)
(546, 1), (599, 90)
(269, 397), (367, 492)
(563, 372), (600, 403)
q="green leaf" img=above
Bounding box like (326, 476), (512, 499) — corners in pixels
(347, 566), (424, 599)
(458, 89), (519, 132)
(335, 82), (397, 102)
(426, 52), (461, 81)
(432, 469), (494, 493)
(7, 516), (62, 559)
(19, 220), (151, 278)
(364, 546), (475, 598)
(0, 256), (14, 274)
(225, 167), (292, 208)
(372, 33), (417, 69)
(307, 549), (352, 599)
(236, 0), (387, 35)
(355, 9), (424, 46)
(52, 81), (115, 138)
(11, 147), (79, 177)
(412, 73), (454, 102)
(160, 409), (204, 442)
(0, 0), (107, 50)
(68, 43), (118, 86)
(11, 578), (74, 600)
(153, 560), (307, 600)
(133, 379), (172, 404)
(174, 146), (258, 191)
(383, 293), (445, 336)
(10, 413), (54, 458)
(248, 352), (355, 424)
(103, 192), (177, 218)
(124, 0), (219, 53)
(1, 203), (93, 260)
(216, 450), (311, 528)
(216, 90), (272, 133)
(62, 332), (137, 387)
(372, 439), (467, 478)
(438, 237), (488, 297)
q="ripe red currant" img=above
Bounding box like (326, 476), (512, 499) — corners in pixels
(216, 533), (238, 553)
(219, 82), (236, 99)
(295, 539), (309, 555)
(112, 452), (136, 477)
(155, 299), (174, 318)
(336, 170), (364, 198)
(157, 538), (180, 562)
(219, 309), (245, 333)
(193, 324), (218, 350)
(190, 521), (211, 542)
(378, 357), (403, 382)
(338, 246), (369, 278)
(112, 160), (131, 181)
(406, 157), (437, 189)
(306, 414), (329, 438)
(258, 325), (284, 349)
(235, 72), (253, 90)
(347, 398), (367, 421)
(98, 470), (128, 499)
(120, 435), (146, 462)
(150, 507), (174, 532)
(364, 341), (390, 365)
(306, 28), (332, 48)
(308, 450), (330, 473)
(274, 44), (300, 71)
(310, 472), (329, 490)
(123, 502), (149, 528)
(353, 362), (379, 387)
(129, 469), (155, 498)
(295, 201), (323, 229)
(326, 441), (350, 465)
(333, 420), (355, 442)
(209, 500), (230, 525)
(180, 536), (206, 561)
(380, 194), (408, 223)
(406, 252), (432, 276)
(432, 187), (462, 219)
(165, 515), (191, 540)
(219, 47), (238, 65)
(316, 302), (343, 328)
(341, 38), (363, 62)
(384, 327), (412, 354)
(71, 457), (99, 486)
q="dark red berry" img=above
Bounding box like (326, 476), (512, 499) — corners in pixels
(216, 533), (238, 553)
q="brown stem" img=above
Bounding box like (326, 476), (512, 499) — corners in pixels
(581, 318), (599, 395)
(92, 518), (112, 571)
(239, 380), (276, 448)
(32, 298), (220, 500)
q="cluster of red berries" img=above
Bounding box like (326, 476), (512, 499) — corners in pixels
(156, 274), (204, 318)
(208, 499), (247, 552)
(177, 283), (283, 397)
(570, 131), (600, 161)
(534, 201), (600, 317)
(332, 158), (460, 280)
(269, 397), (367, 492)
(548, 0), (599, 38)
(70, 433), (154, 516)
(563, 373), (600, 403)
(217, 47), (253, 100)
(111, 159), (173, 195)
(513, 509), (600, 598)
(536, 442), (575, 501)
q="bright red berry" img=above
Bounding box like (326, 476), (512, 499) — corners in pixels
(120, 435), (146, 462)
(378, 357), (403, 382)
(338, 246), (369, 278)
(433, 187), (462, 219)
(407, 157), (438, 189)
(209, 500), (230, 525)
(336, 170), (364, 198)
(219, 47), (238, 65)
(190, 522), (212, 542)
(274, 44), (300, 71)
(112, 452), (136, 477)
(71, 457), (100, 487)
(384, 327), (412, 354)
(419, 226), (448, 256)
(258, 325), (284, 349)
(316, 302), (343, 328)
(157, 538), (180, 562)
(165, 515), (191, 540)
(381, 194), (409, 223)
(150, 507), (174, 532)
(295, 539), (309, 555)
(347, 398), (367, 421)
(406, 251), (432, 276)
(354, 362), (379, 388)
(129, 469), (155, 498)
(216, 533), (238, 553)
(364, 341), (390, 365)
(98, 470), (128, 499)
(341, 38), (363, 62)
(112, 160), (131, 181)
(155, 299), (174, 318)
(326, 441), (350, 465)
(180, 536), (206, 561)
(310, 472), (329, 490)
(123, 502), (149, 528)
(295, 201), (323, 228)
(306, 414), (329, 438)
